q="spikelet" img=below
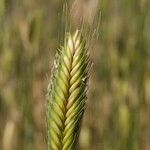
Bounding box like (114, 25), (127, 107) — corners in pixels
(46, 29), (90, 150)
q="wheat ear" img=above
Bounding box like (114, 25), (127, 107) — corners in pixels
(47, 29), (90, 150)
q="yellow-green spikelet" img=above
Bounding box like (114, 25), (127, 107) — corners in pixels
(47, 30), (90, 150)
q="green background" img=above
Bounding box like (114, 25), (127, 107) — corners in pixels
(0, 0), (150, 149)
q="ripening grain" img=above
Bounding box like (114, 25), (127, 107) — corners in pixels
(47, 30), (90, 150)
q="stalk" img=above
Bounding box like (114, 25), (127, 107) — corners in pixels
(46, 29), (90, 150)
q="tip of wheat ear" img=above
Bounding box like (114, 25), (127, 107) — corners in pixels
(47, 29), (90, 150)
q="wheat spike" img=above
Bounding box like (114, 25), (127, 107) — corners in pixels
(47, 29), (90, 150)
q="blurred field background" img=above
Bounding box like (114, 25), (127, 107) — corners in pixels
(0, 0), (150, 150)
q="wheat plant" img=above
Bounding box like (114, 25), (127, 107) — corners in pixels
(46, 29), (90, 150)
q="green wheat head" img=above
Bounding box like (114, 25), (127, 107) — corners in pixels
(46, 29), (90, 150)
